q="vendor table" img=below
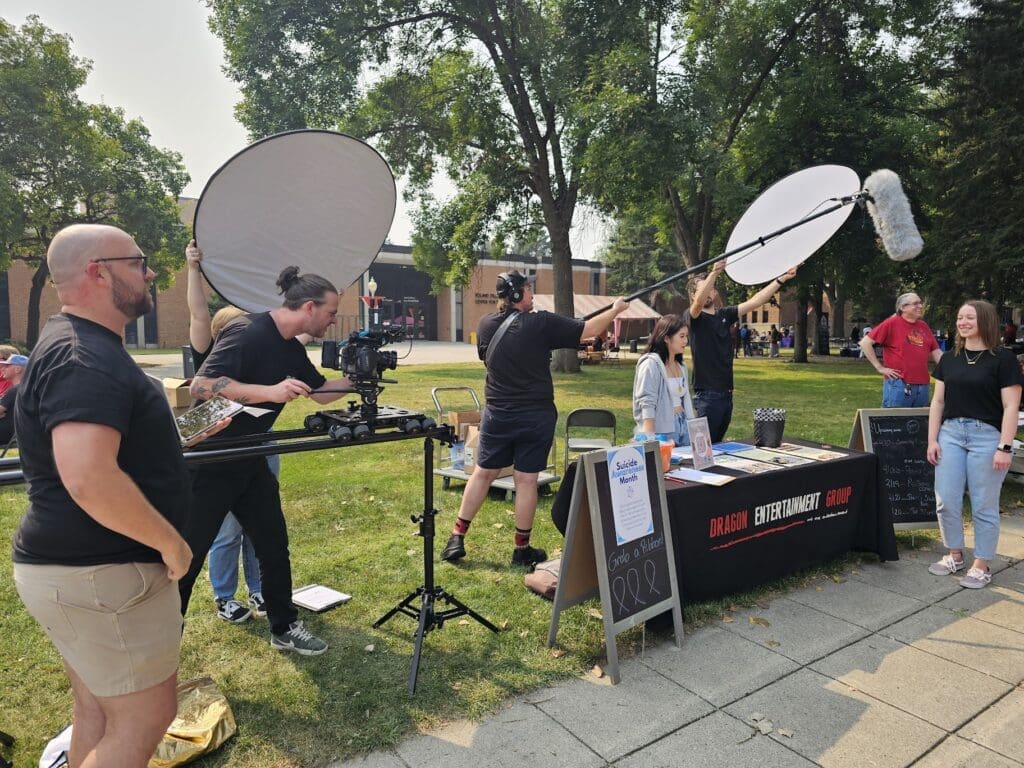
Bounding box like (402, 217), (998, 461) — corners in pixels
(552, 439), (898, 604)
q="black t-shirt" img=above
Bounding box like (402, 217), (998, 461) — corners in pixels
(0, 385), (16, 444)
(12, 313), (192, 565)
(191, 342), (211, 373)
(690, 306), (740, 392)
(196, 311), (325, 438)
(477, 310), (583, 412)
(933, 347), (1023, 431)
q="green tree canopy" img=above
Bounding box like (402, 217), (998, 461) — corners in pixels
(208, 0), (665, 370)
(923, 0), (1024, 326)
(0, 16), (190, 345)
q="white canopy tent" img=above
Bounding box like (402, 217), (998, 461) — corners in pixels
(531, 294), (662, 348)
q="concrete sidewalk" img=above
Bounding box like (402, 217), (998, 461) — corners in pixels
(333, 513), (1024, 768)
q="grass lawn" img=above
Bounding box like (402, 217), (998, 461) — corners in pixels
(1, 353), (1020, 766)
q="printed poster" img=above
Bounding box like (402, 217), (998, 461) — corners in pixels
(687, 416), (715, 470)
(607, 445), (654, 545)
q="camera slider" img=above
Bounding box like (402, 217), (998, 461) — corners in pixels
(303, 404), (437, 442)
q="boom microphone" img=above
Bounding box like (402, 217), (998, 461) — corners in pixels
(862, 169), (923, 262)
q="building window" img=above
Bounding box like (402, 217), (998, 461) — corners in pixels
(591, 270), (601, 294)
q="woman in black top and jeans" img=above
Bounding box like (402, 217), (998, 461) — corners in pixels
(927, 300), (1022, 588)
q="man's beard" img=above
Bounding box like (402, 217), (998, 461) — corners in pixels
(111, 273), (153, 319)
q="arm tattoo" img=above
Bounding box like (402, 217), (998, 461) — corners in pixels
(211, 377), (232, 394)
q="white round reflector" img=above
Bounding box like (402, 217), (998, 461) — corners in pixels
(724, 165), (861, 286)
(193, 130), (396, 311)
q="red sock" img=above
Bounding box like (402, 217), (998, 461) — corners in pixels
(453, 517), (472, 536)
(515, 527), (531, 548)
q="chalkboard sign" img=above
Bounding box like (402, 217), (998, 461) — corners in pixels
(547, 441), (682, 683)
(849, 408), (937, 529)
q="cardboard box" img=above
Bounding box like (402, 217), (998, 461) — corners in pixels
(464, 425), (514, 478)
(162, 378), (193, 409)
(448, 410), (481, 443)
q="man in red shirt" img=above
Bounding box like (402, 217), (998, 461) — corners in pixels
(859, 292), (941, 407)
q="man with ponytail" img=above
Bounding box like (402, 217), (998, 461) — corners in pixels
(179, 266), (348, 656)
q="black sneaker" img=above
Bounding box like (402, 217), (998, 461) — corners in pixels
(247, 592), (267, 618)
(216, 598), (252, 624)
(440, 534), (466, 562)
(511, 545), (547, 568)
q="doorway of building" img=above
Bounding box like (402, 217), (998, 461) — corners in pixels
(368, 264), (436, 340)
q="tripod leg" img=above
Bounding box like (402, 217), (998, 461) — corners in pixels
(443, 591), (501, 633)
(408, 594), (432, 694)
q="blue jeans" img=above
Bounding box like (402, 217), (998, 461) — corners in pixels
(882, 378), (930, 408)
(934, 419), (1008, 562)
(672, 411), (691, 447)
(693, 390), (733, 444)
(208, 452), (280, 600)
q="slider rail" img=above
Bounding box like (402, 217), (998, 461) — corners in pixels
(0, 424), (456, 486)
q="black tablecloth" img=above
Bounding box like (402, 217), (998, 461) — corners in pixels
(551, 440), (898, 604)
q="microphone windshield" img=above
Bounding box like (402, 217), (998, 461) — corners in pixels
(863, 170), (923, 262)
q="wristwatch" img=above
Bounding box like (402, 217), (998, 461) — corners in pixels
(997, 443), (1013, 453)
(775, 278), (785, 286)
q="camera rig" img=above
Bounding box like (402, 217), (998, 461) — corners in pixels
(304, 327), (436, 441)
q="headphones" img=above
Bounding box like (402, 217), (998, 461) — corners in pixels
(497, 271), (526, 304)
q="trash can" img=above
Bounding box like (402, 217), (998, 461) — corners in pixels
(753, 408), (786, 448)
(469, 331), (478, 346)
(181, 345), (195, 378)
(629, 339), (638, 354)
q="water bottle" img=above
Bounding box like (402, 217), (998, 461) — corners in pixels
(451, 441), (465, 470)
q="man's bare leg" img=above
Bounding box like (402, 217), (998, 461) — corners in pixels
(78, 672), (178, 768)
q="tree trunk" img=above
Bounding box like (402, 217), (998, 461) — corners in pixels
(26, 259), (50, 348)
(548, 215), (580, 373)
(827, 282), (844, 343)
(811, 281), (828, 355)
(793, 284), (809, 363)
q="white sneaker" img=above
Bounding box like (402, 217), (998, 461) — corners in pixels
(927, 554), (964, 576)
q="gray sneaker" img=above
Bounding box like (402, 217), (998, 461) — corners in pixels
(270, 620), (328, 656)
(959, 567), (991, 589)
(928, 554), (964, 576)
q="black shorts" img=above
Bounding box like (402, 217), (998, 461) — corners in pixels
(478, 406), (556, 474)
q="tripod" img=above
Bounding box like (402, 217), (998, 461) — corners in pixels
(374, 435), (500, 693)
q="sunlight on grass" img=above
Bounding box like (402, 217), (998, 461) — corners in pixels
(1, 354), (1020, 765)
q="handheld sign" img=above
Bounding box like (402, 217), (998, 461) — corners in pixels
(849, 408), (937, 530)
(547, 442), (683, 683)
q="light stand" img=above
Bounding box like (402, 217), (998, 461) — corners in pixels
(374, 436), (500, 693)
(362, 274), (383, 330)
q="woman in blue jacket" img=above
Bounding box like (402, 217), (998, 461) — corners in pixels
(632, 314), (696, 445)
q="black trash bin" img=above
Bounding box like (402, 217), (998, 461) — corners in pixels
(753, 408), (786, 448)
(629, 339), (639, 354)
(181, 345), (195, 378)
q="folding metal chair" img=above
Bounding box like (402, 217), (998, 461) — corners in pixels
(563, 408), (617, 472)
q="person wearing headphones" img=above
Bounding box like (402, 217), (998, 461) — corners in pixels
(441, 270), (629, 567)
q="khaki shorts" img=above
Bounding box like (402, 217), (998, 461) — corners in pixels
(14, 561), (182, 697)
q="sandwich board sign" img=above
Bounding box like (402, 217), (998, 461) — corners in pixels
(547, 441), (683, 683)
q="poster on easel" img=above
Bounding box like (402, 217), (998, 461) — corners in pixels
(546, 441), (683, 684)
(849, 407), (937, 530)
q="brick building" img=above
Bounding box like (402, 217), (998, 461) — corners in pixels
(0, 205), (607, 348)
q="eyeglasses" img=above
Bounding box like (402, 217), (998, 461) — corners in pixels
(92, 255), (148, 274)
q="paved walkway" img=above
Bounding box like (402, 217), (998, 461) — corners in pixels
(332, 514), (1024, 768)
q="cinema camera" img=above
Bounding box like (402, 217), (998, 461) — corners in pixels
(305, 327), (436, 441)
